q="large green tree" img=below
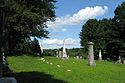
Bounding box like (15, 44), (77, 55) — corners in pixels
(98, 19), (118, 60)
(80, 19), (115, 59)
(0, 0), (56, 77)
(80, 19), (98, 52)
(111, 2), (125, 59)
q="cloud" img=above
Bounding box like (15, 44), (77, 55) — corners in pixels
(40, 38), (80, 49)
(42, 6), (108, 49)
(41, 38), (79, 45)
(47, 6), (108, 31)
(62, 28), (67, 32)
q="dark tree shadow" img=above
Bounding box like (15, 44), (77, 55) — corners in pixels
(6, 71), (67, 83)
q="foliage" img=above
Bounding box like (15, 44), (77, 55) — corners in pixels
(43, 49), (57, 56)
(80, 19), (98, 52)
(30, 38), (41, 55)
(0, 0), (56, 54)
(12, 38), (41, 56)
(67, 48), (87, 58)
(42, 48), (87, 58)
(80, 19), (114, 59)
(112, 2), (125, 59)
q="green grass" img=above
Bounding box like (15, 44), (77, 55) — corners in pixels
(7, 55), (125, 83)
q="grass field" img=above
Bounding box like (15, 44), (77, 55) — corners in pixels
(6, 55), (125, 83)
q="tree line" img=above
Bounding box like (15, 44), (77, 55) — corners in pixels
(80, 2), (125, 61)
(43, 48), (87, 59)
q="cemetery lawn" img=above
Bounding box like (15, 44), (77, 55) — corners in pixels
(7, 55), (125, 83)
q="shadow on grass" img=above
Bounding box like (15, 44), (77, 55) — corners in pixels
(7, 71), (67, 83)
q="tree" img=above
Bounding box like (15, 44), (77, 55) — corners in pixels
(80, 19), (103, 59)
(80, 19), (98, 52)
(96, 19), (115, 60)
(14, 38), (32, 55)
(80, 19), (115, 60)
(113, 2), (125, 59)
(0, 0), (56, 77)
(0, 6), (5, 77)
(31, 38), (41, 55)
(3, 0), (56, 54)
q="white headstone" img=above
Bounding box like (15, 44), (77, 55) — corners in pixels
(59, 51), (62, 58)
(62, 40), (68, 59)
(80, 56), (82, 59)
(99, 49), (102, 61)
(56, 51), (59, 58)
(76, 56), (79, 59)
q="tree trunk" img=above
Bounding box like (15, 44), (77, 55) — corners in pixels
(0, 48), (3, 77)
(0, 9), (5, 77)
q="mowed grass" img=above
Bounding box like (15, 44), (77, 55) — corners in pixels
(7, 55), (125, 83)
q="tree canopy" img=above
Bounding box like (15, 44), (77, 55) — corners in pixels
(0, 0), (56, 54)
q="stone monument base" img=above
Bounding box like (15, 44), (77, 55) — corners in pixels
(0, 77), (17, 83)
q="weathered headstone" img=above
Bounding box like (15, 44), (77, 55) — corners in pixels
(88, 42), (96, 66)
(115, 56), (122, 64)
(56, 51), (59, 58)
(123, 60), (125, 64)
(76, 56), (79, 59)
(59, 51), (62, 58)
(99, 49), (102, 61)
(118, 56), (122, 64)
(80, 56), (82, 59)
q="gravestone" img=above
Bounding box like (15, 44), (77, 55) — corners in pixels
(80, 56), (82, 59)
(115, 56), (122, 64)
(59, 51), (62, 58)
(76, 56), (79, 59)
(0, 77), (17, 83)
(99, 49), (102, 61)
(62, 40), (68, 59)
(123, 60), (125, 64)
(88, 42), (96, 66)
(56, 51), (59, 58)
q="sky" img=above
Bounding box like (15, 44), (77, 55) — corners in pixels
(39, 0), (124, 49)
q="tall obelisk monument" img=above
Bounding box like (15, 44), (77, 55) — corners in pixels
(62, 40), (68, 58)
